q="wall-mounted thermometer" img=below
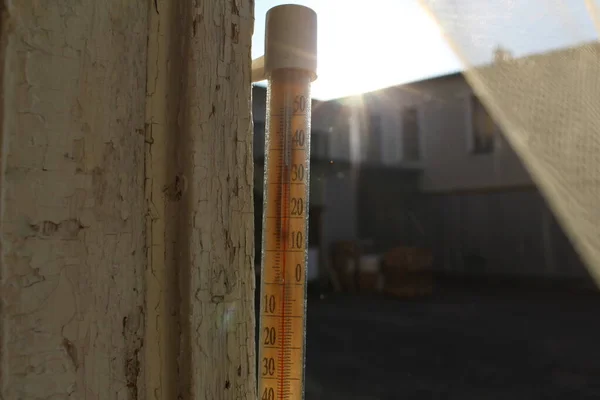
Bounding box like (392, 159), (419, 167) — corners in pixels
(251, 4), (318, 399)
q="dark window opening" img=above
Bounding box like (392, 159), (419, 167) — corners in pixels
(470, 95), (496, 154)
(402, 107), (420, 161)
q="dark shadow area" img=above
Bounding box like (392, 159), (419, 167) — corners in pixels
(254, 279), (600, 399)
(301, 286), (600, 399)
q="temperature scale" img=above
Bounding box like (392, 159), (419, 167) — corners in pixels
(251, 5), (318, 400)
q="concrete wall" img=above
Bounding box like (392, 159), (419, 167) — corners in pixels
(329, 92), (425, 168)
(356, 168), (422, 253)
(318, 75), (590, 281)
(255, 73), (535, 192)
(421, 189), (591, 281)
(334, 74), (534, 191)
(311, 100), (351, 164)
(352, 76), (589, 280)
(412, 75), (534, 192)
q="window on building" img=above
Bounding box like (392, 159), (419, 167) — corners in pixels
(310, 130), (329, 160)
(470, 95), (496, 154)
(401, 107), (420, 161)
(367, 114), (382, 163)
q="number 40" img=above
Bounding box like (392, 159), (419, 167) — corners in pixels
(262, 387), (275, 400)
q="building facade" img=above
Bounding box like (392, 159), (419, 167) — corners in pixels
(252, 67), (592, 285)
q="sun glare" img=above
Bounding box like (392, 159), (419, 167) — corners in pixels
(308, 0), (460, 100)
(252, 0), (461, 100)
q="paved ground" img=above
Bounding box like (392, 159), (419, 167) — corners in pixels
(278, 286), (600, 399)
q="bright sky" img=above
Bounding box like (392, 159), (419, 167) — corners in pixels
(253, 0), (599, 101)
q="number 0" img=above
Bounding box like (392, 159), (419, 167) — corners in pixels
(295, 264), (302, 282)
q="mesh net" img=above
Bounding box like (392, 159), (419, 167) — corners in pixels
(419, 1), (600, 285)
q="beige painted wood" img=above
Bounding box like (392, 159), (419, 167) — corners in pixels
(0, 1), (149, 398)
(176, 1), (257, 397)
(144, 0), (178, 398)
(1, 0), (256, 399)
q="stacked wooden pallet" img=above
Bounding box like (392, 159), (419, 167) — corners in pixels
(356, 255), (381, 293)
(330, 241), (361, 293)
(380, 247), (433, 297)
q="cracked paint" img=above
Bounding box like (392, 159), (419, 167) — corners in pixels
(2, 0), (148, 398)
(3, 0), (256, 399)
(143, 0), (256, 399)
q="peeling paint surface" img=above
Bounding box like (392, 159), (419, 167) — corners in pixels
(1, 1), (148, 398)
(183, 0), (257, 398)
(2, 0), (255, 398)
(144, 0), (256, 398)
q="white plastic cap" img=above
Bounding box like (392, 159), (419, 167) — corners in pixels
(264, 4), (318, 80)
